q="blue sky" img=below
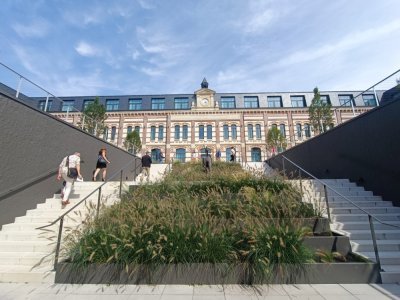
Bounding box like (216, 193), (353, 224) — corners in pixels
(0, 0), (399, 96)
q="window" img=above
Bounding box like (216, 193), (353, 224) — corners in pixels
(244, 96), (259, 108)
(231, 125), (237, 140)
(223, 124), (229, 140)
(251, 147), (261, 162)
(267, 96), (282, 108)
(304, 124), (311, 138)
(225, 148), (232, 162)
(174, 125), (180, 140)
(362, 94), (377, 106)
(127, 126), (132, 135)
(248, 124), (254, 140)
(151, 148), (161, 162)
(182, 125), (188, 140)
(220, 97), (236, 108)
(271, 123), (277, 129)
(320, 95), (331, 105)
(150, 126), (156, 141)
(106, 99), (119, 111)
(207, 125), (212, 139)
(83, 99), (94, 110)
(338, 95), (354, 107)
(296, 124), (302, 138)
(151, 98), (165, 110)
(103, 127), (109, 140)
(199, 125), (204, 140)
(61, 100), (74, 112)
(291, 96), (306, 107)
(39, 100), (53, 111)
(110, 126), (117, 141)
(134, 126), (140, 134)
(256, 124), (261, 140)
(279, 124), (286, 137)
(128, 98), (142, 110)
(158, 125), (164, 141)
(174, 97), (189, 109)
(176, 148), (186, 162)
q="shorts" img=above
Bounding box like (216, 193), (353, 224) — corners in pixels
(96, 162), (107, 169)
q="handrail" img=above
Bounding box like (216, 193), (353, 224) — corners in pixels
(0, 168), (57, 200)
(36, 157), (141, 270)
(278, 155), (400, 275)
(281, 155), (400, 229)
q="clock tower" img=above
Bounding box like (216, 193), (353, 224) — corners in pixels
(194, 78), (218, 110)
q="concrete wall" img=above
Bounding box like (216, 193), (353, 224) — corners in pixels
(267, 99), (400, 206)
(0, 92), (141, 227)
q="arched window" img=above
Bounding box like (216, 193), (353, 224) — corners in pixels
(279, 124), (286, 137)
(182, 125), (188, 140)
(134, 126), (140, 134)
(158, 125), (164, 141)
(248, 124), (254, 140)
(151, 148), (161, 162)
(207, 125), (212, 139)
(271, 123), (277, 129)
(127, 126), (132, 135)
(176, 148), (186, 162)
(199, 125), (204, 140)
(296, 124), (302, 138)
(103, 127), (109, 141)
(255, 124), (261, 139)
(174, 125), (180, 140)
(111, 126), (116, 141)
(223, 124), (229, 140)
(251, 147), (261, 162)
(304, 124), (311, 138)
(150, 126), (156, 141)
(231, 124), (237, 140)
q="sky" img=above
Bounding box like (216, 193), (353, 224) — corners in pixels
(0, 0), (399, 97)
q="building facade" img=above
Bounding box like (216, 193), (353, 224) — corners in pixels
(36, 79), (382, 163)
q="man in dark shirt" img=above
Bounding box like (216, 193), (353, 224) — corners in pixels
(141, 151), (152, 182)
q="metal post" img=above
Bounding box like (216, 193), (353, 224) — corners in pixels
(373, 87), (380, 106)
(323, 184), (332, 222)
(368, 215), (383, 272)
(350, 98), (355, 116)
(66, 105), (70, 120)
(53, 217), (64, 270)
(15, 76), (23, 98)
(299, 169), (303, 197)
(44, 94), (50, 112)
(96, 187), (102, 218)
(119, 170), (123, 198)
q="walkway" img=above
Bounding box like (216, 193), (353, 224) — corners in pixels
(0, 283), (399, 299)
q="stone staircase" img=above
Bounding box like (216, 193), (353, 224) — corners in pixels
(0, 181), (126, 283)
(301, 179), (400, 283)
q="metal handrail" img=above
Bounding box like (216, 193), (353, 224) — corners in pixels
(36, 157), (141, 270)
(0, 167), (57, 200)
(280, 155), (400, 274)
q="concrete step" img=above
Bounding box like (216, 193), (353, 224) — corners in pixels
(331, 221), (400, 231)
(335, 229), (400, 240)
(358, 252), (400, 265)
(0, 266), (55, 283)
(0, 241), (54, 253)
(0, 231), (54, 241)
(351, 240), (400, 252)
(315, 190), (374, 197)
(331, 207), (400, 215)
(26, 209), (89, 216)
(327, 201), (392, 208)
(332, 213), (400, 222)
(0, 252), (52, 266)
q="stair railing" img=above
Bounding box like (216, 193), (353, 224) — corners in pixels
(36, 157), (142, 271)
(278, 155), (400, 274)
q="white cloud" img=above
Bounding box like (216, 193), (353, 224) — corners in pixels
(140, 67), (163, 77)
(243, 8), (275, 34)
(12, 19), (49, 38)
(75, 41), (100, 57)
(132, 50), (140, 60)
(137, 0), (155, 10)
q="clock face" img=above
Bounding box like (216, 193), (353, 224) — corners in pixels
(201, 98), (209, 106)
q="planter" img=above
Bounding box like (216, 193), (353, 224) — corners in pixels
(303, 236), (352, 255)
(55, 262), (380, 284)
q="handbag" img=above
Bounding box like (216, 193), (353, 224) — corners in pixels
(66, 156), (78, 179)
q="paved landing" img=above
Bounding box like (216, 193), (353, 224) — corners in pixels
(0, 283), (399, 299)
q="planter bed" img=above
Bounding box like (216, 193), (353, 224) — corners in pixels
(55, 261), (380, 284)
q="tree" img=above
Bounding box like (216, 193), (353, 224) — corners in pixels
(81, 97), (107, 137)
(266, 126), (287, 155)
(124, 130), (142, 154)
(308, 87), (333, 134)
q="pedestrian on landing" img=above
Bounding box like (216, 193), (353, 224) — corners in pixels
(230, 147), (236, 162)
(202, 149), (212, 174)
(93, 148), (110, 181)
(216, 149), (221, 161)
(141, 151), (152, 182)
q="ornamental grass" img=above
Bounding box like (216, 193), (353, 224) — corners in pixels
(62, 162), (318, 280)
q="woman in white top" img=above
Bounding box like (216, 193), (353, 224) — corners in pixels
(57, 152), (82, 207)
